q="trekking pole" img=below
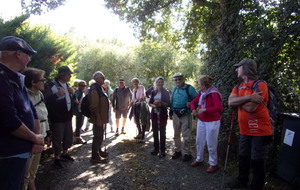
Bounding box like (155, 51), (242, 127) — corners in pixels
(104, 123), (107, 154)
(156, 108), (162, 158)
(221, 108), (236, 190)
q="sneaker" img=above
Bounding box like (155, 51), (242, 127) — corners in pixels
(151, 149), (159, 155)
(100, 150), (108, 157)
(115, 132), (119, 136)
(182, 154), (192, 162)
(90, 157), (107, 163)
(54, 159), (63, 168)
(61, 153), (74, 161)
(225, 178), (248, 189)
(206, 165), (219, 173)
(74, 138), (87, 144)
(171, 151), (182, 159)
(110, 128), (114, 133)
(191, 161), (203, 167)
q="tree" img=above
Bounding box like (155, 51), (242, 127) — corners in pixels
(21, 0), (66, 15)
(0, 15), (77, 80)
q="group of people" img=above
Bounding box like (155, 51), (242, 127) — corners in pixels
(0, 35), (272, 190)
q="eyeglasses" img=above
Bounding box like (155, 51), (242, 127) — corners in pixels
(174, 78), (183, 82)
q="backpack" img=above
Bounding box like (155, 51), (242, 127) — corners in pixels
(251, 80), (278, 127)
(237, 80), (278, 127)
(80, 87), (102, 118)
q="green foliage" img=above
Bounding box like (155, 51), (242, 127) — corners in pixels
(21, 0), (66, 15)
(0, 15), (77, 81)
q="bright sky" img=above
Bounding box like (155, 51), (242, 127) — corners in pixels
(0, 0), (139, 45)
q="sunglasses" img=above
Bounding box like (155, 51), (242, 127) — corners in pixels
(174, 78), (183, 82)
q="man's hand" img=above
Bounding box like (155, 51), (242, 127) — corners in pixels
(34, 134), (44, 146)
(67, 87), (74, 94)
(192, 110), (198, 117)
(56, 88), (65, 97)
(250, 92), (264, 104)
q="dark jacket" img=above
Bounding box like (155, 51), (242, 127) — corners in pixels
(149, 88), (171, 121)
(0, 64), (37, 157)
(44, 79), (73, 123)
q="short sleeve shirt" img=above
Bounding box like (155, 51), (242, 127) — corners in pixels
(231, 80), (272, 136)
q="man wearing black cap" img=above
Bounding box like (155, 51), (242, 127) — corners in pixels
(0, 36), (44, 189)
(112, 79), (132, 135)
(227, 58), (272, 189)
(44, 65), (75, 168)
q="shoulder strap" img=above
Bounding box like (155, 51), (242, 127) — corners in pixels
(185, 84), (192, 101)
(34, 93), (45, 107)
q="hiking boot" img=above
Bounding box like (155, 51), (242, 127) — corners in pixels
(182, 154), (192, 162)
(90, 157), (107, 163)
(54, 159), (63, 168)
(100, 150), (108, 157)
(191, 161), (203, 167)
(151, 149), (159, 155)
(206, 165), (219, 173)
(134, 134), (142, 139)
(171, 151), (182, 159)
(225, 178), (248, 189)
(138, 138), (145, 143)
(61, 153), (74, 161)
(160, 152), (166, 157)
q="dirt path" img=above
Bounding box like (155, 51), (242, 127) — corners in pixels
(35, 116), (227, 190)
(35, 115), (289, 190)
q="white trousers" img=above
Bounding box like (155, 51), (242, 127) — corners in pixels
(195, 120), (220, 166)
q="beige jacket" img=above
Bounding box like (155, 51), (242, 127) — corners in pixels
(88, 85), (109, 126)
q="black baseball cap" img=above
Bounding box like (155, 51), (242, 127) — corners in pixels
(57, 66), (74, 77)
(0, 36), (37, 55)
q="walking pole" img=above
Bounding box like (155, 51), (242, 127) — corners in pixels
(104, 123), (107, 155)
(156, 108), (162, 158)
(221, 108), (236, 190)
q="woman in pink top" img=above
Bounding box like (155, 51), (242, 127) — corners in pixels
(190, 76), (223, 173)
(130, 78), (146, 141)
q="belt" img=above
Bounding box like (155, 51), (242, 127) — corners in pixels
(40, 119), (47, 123)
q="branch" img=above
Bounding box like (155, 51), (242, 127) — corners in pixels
(192, 0), (220, 9)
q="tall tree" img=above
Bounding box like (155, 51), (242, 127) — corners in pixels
(0, 15), (77, 79)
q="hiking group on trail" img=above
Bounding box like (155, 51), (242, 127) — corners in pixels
(0, 36), (274, 190)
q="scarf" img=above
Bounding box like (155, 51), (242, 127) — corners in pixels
(198, 86), (222, 109)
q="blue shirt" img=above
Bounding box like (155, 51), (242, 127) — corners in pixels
(0, 63), (37, 157)
(171, 83), (197, 110)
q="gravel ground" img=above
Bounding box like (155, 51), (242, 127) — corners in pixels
(35, 117), (290, 190)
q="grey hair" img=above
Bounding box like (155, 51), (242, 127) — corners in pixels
(131, 77), (140, 83)
(93, 71), (105, 80)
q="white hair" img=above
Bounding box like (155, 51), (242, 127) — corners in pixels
(104, 79), (110, 85)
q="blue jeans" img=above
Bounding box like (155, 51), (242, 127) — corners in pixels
(0, 157), (27, 190)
